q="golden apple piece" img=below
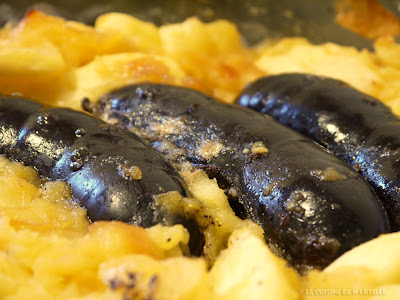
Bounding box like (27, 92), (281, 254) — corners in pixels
(12, 9), (133, 68)
(95, 12), (162, 53)
(99, 255), (210, 300)
(209, 228), (299, 300)
(60, 52), (187, 109)
(324, 232), (400, 286)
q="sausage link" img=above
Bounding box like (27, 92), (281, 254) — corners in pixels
(0, 95), (203, 254)
(92, 83), (390, 271)
(236, 73), (400, 231)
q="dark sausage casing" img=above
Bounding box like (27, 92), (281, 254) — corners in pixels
(237, 73), (400, 231)
(0, 95), (203, 253)
(93, 83), (389, 270)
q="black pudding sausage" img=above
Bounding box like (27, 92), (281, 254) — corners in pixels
(236, 73), (400, 231)
(0, 95), (203, 254)
(91, 83), (390, 271)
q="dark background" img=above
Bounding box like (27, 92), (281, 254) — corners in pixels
(2, 0), (398, 49)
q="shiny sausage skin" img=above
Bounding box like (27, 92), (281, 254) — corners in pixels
(236, 73), (400, 231)
(0, 95), (203, 254)
(92, 83), (390, 271)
